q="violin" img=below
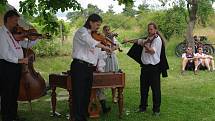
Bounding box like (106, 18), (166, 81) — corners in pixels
(92, 31), (123, 52)
(91, 31), (115, 47)
(143, 34), (158, 47)
(122, 34), (158, 46)
(12, 26), (51, 41)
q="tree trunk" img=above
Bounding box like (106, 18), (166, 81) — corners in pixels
(186, 20), (195, 48)
(186, 0), (198, 50)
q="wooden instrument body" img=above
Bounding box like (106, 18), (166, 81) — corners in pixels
(18, 48), (46, 101)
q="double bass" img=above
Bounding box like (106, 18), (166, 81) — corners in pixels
(12, 26), (49, 103)
(18, 48), (46, 102)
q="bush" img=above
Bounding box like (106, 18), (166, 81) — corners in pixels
(33, 38), (61, 56)
(101, 13), (138, 30)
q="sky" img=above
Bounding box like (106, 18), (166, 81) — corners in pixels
(7, 0), (215, 20)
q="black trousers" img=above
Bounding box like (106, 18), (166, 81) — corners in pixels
(70, 59), (94, 121)
(0, 60), (22, 121)
(139, 64), (161, 112)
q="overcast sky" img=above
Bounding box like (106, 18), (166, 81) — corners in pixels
(7, 0), (215, 20)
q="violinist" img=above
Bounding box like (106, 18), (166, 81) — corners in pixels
(102, 25), (120, 103)
(0, 10), (29, 121)
(123, 22), (169, 116)
(71, 13), (112, 121)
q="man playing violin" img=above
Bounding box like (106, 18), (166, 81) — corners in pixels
(71, 13), (112, 121)
(0, 10), (29, 121)
(124, 22), (168, 116)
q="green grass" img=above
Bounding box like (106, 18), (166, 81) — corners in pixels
(10, 51), (215, 121)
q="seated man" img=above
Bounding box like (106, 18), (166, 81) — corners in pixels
(194, 47), (210, 72)
(181, 47), (195, 74)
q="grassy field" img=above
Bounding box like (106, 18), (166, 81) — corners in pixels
(11, 50), (215, 121)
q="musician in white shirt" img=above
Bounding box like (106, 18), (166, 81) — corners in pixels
(71, 14), (112, 121)
(123, 22), (164, 116)
(0, 10), (29, 121)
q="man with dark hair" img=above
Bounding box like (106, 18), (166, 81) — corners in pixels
(0, 10), (28, 121)
(71, 13), (112, 121)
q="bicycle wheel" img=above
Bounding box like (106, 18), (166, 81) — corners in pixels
(203, 44), (214, 55)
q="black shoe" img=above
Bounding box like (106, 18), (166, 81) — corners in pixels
(100, 100), (111, 114)
(152, 112), (160, 116)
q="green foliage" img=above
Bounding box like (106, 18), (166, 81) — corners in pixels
(67, 3), (103, 21)
(137, 3), (150, 12)
(0, 0), (7, 13)
(117, 0), (134, 6)
(70, 16), (85, 28)
(197, 0), (214, 26)
(107, 5), (115, 14)
(59, 20), (71, 37)
(19, 0), (81, 34)
(66, 11), (82, 22)
(122, 2), (137, 17)
(83, 4), (103, 16)
(158, 6), (187, 39)
(32, 38), (61, 56)
(102, 13), (138, 30)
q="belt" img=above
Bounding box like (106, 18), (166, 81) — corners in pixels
(73, 59), (94, 67)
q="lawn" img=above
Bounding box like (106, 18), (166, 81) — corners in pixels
(10, 51), (215, 121)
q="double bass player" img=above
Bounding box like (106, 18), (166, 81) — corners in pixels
(0, 10), (29, 121)
(0, 10), (38, 121)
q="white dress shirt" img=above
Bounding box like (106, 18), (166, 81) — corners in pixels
(72, 27), (100, 65)
(138, 36), (162, 65)
(0, 25), (24, 63)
